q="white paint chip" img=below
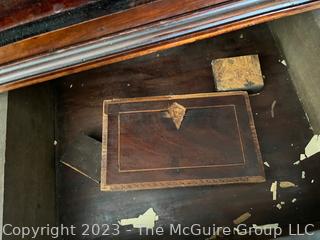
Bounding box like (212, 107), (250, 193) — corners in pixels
(280, 59), (287, 66)
(292, 198), (297, 203)
(281, 201), (285, 205)
(271, 100), (277, 118)
(305, 135), (320, 158)
(264, 162), (270, 168)
(233, 212), (251, 225)
(69, 84), (73, 88)
(293, 161), (300, 165)
(240, 33), (244, 39)
(279, 181), (296, 188)
(118, 208), (159, 229)
(276, 204), (282, 210)
(300, 154), (307, 161)
(302, 171), (306, 179)
(311, 179), (315, 184)
(270, 181), (277, 201)
(54, 140), (58, 146)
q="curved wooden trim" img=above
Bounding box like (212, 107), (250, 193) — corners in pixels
(0, 0), (319, 92)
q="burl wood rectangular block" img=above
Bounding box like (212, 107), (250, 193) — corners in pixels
(101, 92), (265, 191)
(212, 55), (264, 92)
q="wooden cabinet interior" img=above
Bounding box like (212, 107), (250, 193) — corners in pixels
(0, 0), (319, 92)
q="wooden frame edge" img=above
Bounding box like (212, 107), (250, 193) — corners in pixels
(0, 1), (319, 93)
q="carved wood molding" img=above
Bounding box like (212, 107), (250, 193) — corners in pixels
(0, 0), (319, 92)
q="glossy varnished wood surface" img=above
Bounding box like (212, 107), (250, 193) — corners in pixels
(0, 0), (319, 92)
(101, 92), (265, 191)
(0, 0), (97, 32)
(0, 0), (229, 65)
(55, 25), (320, 239)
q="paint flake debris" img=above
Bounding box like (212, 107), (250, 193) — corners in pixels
(276, 204), (282, 210)
(271, 100), (277, 118)
(54, 140), (58, 146)
(305, 135), (320, 158)
(279, 181), (296, 188)
(252, 223), (279, 230)
(292, 198), (297, 203)
(240, 33), (244, 39)
(281, 202), (285, 205)
(118, 208), (159, 229)
(300, 154), (307, 161)
(69, 84), (73, 88)
(264, 162), (270, 168)
(302, 171), (306, 179)
(311, 179), (315, 184)
(270, 181), (278, 201)
(280, 59), (287, 66)
(293, 161), (300, 165)
(233, 212), (251, 225)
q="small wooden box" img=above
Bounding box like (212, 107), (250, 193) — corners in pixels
(101, 92), (265, 191)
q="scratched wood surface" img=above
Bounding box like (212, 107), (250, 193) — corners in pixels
(101, 92), (265, 191)
(55, 24), (320, 239)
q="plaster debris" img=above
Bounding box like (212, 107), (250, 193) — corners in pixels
(233, 212), (251, 225)
(305, 112), (311, 124)
(270, 181), (278, 201)
(305, 135), (320, 158)
(300, 154), (307, 161)
(292, 198), (297, 203)
(301, 171), (306, 179)
(118, 208), (159, 229)
(276, 204), (282, 210)
(279, 181), (296, 188)
(271, 100), (277, 118)
(293, 161), (300, 165)
(264, 162), (270, 168)
(252, 223), (279, 230)
(280, 59), (287, 66)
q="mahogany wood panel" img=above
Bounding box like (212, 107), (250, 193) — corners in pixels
(101, 92), (265, 191)
(0, 0), (319, 92)
(55, 25), (320, 239)
(0, 0), (230, 65)
(0, 0), (98, 31)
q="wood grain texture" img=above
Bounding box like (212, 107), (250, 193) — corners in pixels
(55, 25), (320, 239)
(212, 55), (264, 92)
(0, 0), (98, 31)
(0, 0), (229, 65)
(101, 92), (265, 191)
(0, 0), (319, 92)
